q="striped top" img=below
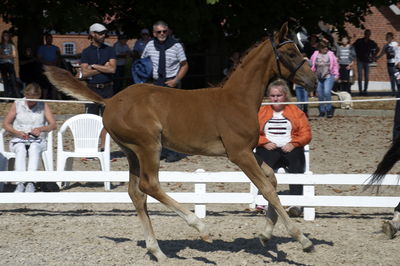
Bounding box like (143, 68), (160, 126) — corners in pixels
(141, 40), (187, 79)
(263, 111), (292, 147)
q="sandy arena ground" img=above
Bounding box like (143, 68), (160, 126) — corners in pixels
(1, 103), (400, 265)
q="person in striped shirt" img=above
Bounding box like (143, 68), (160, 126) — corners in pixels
(141, 20), (188, 88)
(141, 20), (189, 162)
(255, 79), (312, 216)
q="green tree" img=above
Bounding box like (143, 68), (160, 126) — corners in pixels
(0, 0), (396, 72)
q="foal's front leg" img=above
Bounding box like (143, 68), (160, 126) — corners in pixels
(257, 160), (278, 245)
(230, 150), (313, 252)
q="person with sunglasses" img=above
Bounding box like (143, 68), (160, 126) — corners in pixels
(141, 20), (188, 88)
(79, 23), (116, 152)
(141, 20), (189, 162)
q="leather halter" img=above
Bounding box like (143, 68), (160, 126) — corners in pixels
(270, 37), (307, 81)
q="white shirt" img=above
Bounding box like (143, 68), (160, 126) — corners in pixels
(141, 40), (187, 79)
(264, 111), (292, 148)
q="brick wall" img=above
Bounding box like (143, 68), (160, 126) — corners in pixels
(345, 6), (400, 81)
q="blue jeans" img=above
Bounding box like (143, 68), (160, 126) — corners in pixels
(357, 60), (370, 92)
(295, 85), (309, 113)
(387, 63), (400, 94)
(317, 76), (335, 113)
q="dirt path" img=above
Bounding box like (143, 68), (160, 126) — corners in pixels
(1, 108), (400, 265)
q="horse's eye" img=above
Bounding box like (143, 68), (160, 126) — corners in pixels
(288, 53), (296, 58)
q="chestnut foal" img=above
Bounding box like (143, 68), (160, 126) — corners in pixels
(45, 23), (317, 261)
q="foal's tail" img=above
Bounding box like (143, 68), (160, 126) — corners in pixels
(44, 66), (106, 105)
(367, 137), (400, 187)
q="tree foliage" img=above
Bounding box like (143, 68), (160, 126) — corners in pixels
(0, 0), (397, 55)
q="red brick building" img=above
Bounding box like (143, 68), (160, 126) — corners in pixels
(346, 5), (400, 91)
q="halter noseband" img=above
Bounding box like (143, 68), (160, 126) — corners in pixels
(270, 37), (307, 81)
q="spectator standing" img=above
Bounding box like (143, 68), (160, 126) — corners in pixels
(310, 41), (339, 118)
(255, 79), (312, 217)
(19, 47), (41, 86)
(113, 34), (131, 94)
(133, 28), (152, 60)
(377, 32), (399, 96)
(0, 30), (20, 98)
(2, 83), (57, 192)
(335, 36), (356, 94)
(80, 23), (116, 151)
(141, 20), (188, 162)
(37, 33), (61, 99)
(353, 29), (379, 96)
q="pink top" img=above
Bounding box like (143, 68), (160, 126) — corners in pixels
(310, 50), (339, 79)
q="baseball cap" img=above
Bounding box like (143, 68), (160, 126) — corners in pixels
(89, 23), (107, 33)
(140, 28), (149, 35)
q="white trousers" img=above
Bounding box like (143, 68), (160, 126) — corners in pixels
(10, 142), (47, 172)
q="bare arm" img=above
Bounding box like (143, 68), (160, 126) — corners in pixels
(90, 58), (117, 74)
(30, 103), (57, 136)
(2, 103), (28, 139)
(165, 61), (188, 87)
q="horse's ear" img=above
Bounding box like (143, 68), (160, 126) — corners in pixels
(277, 22), (289, 43)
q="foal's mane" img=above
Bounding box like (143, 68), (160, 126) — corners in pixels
(218, 40), (265, 88)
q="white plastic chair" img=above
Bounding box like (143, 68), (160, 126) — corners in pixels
(56, 114), (111, 191)
(0, 128), (54, 171)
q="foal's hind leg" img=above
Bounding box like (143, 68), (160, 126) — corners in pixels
(230, 150), (313, 252)
(137, 147), (211, 240)
(124, 148), (167, 261)
(382, 202), (400, 239)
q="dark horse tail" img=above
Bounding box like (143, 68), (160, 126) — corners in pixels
(43, 65), (106, 105)
(368, 137), (400, 187)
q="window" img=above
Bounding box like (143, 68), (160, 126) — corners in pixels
(63, 42), (76, 55)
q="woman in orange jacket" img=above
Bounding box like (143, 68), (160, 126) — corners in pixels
(255, 79), (312, 216)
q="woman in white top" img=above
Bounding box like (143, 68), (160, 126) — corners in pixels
(2, 83), (56, 192)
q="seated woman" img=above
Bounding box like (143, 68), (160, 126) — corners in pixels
(255, 79), (312, 216)
(2, 83), (56, 192)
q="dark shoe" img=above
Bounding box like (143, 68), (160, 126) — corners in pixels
(165, 154), (182, 163)
(286, 206), (302, 217)
(40, 182), (60, 192)
(327, 108), (335, 118)
(318, 112), (326, 117)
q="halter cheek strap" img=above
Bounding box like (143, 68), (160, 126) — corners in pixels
(270, 36), (307, 81)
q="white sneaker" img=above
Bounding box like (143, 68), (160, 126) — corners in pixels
(25, 182), (36, 193)
(14, 183), (25, 193)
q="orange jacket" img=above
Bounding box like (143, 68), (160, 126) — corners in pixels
(258, 104), (312, 148)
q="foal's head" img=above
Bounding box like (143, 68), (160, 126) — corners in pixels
(271, 23), (317, 92)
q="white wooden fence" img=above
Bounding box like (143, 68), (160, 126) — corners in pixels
(0, 170), (399, 220)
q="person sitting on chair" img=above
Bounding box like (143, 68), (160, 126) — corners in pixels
(254, 79), (312, 217)
(2, 83), (57, 192)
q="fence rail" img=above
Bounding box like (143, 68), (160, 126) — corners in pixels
(1, 170), (399, 220)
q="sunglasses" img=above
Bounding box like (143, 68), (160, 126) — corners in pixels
(155, 30), (168, 34)
(94, 31), (107, 35)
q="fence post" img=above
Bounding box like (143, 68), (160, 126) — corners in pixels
(195, 183), (206, 218)
(303, 185), (315, 220)
(194, 169), (206, 218)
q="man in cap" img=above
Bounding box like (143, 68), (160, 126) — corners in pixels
(80, 23), (116, 151)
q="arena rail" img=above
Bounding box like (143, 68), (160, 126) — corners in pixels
(1, 170), (400, 221)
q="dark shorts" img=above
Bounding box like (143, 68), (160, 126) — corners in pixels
(85, 82), (113, 116)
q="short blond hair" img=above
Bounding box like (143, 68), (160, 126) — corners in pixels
(267, 79), (290, 99)
(23, 83), (41, 97)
